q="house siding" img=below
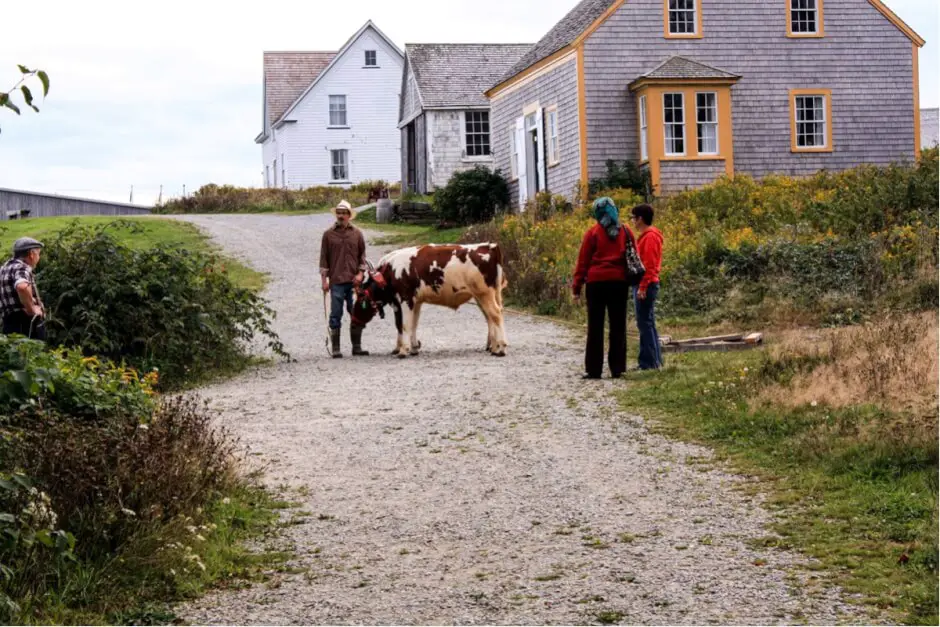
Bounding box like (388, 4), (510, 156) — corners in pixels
(583, 0), (916, 187)
(400, 60), (423, 125)
(415, 113), (428, 194)
(659, 160), (728, 193)
(273, 28), (403, 188)
(490, 56), (581, 209)
(426, 110), (496, 191)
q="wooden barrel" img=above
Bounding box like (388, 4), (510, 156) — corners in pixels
(376, 198), (394, 224)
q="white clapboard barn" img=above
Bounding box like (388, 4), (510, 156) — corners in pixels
(255, 20), (405, 188)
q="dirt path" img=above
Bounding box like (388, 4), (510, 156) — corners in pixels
(174, 213), (865, 625)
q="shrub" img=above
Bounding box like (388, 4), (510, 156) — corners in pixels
(35, 221), (289, 390)
(435, 166), (511, 226)
(588, 160), (653, 199)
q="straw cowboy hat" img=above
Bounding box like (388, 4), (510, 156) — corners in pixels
(331, 200), (356, 219)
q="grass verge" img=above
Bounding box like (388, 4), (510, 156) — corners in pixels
(355, 206), (465, 247)
(0, 216), (266, 292)
(615, 318), (938, 625)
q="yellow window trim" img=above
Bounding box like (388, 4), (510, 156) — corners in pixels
(789, 88), (834, 153)
(663, 0), (704, 39)
(786, 0), (825, 38)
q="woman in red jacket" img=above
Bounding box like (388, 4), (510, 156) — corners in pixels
(630, 203), (663, 370)
(572, 197), (635, 379)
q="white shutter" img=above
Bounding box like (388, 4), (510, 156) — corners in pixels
(535, 107), (545, 193)
(515, 117), (527, 208)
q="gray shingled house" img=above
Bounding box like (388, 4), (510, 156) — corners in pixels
(399, 43), (532, 194)
(484, 0), (926, 207)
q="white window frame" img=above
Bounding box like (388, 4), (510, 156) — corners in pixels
(264, 165), (270, 188)
(273, 158), (278, 186)
(639, 95), (649, 162)
(509, 126), (519, 180)
(667, 0), (698, 36)
(330, 149), (349, 182)
(696, 92), (719, 155)
(329, 95), (347, 127)
(663, 92), (686, 157)
(794, 94), (828, 149)
(789, 0), (820, 36)
(463, 110), (491, 158)
(364, 50), (377, 67)
(546, 106), (560, 165)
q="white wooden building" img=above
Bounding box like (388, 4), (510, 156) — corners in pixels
(255, 21), (405, 188)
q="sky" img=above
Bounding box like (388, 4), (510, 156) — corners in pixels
(1, 0), (937, 206)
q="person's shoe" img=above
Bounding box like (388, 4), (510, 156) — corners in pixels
(330, 327), (343, 358)
(581, 373), (602, 380)
(350, 325), (369, 356)
(610, 372), (623, 379)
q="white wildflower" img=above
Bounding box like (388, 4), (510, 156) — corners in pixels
(222, 497), (231, 505)
(122, 508), (137, 517)
(186, 525), (198, 534)
(138, 424), (149, 431)
(811, 400), (818, 407)
(169, 568), (176, 576)
(195, 534), (206, 542)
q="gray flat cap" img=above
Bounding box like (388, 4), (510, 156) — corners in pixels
(13, 237), (44, 254)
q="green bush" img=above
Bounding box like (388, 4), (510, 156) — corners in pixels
(35, 221), (288, 390)
(588, 160), (653, 199)
(435, 166), (510, 226)
(0, 336), (243, 622)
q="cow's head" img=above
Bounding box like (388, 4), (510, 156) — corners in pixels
(351, 267), (391, 328)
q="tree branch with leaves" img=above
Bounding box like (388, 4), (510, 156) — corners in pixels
(0, 65), (50, 133)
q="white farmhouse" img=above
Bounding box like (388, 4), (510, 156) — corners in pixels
(255, 20), (404, 188)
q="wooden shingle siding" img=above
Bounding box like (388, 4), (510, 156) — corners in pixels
(583, 0), (916, 184)
(426, 111), (496, 191)
(659, 160), (727, 193)
(490, 57), (582, 209)
(401, 61), (423, 125)
(415, 113), (429, 194)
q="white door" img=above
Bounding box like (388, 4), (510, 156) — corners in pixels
(515, 117), (527, 208)
(534, 107), (545, 193)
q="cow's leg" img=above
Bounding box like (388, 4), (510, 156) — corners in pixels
(392, 304), (405, 355)
(477, 292), (507, 356)
(394, 302), (414, 359)
(409, 301), (423, 354)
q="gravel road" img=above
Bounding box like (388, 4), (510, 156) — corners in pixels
(173, 213), (868, 625)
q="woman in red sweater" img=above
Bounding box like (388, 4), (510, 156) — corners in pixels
(572, 197), (635, 379)
(630, 203), (663, 370)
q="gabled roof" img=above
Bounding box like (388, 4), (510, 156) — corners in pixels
(639, 56), (740, 81)
(406, 43), (533, 109)
(262, 51), (336, 128)
(493, 0), (619, 89)
(273, 20), (403, 127)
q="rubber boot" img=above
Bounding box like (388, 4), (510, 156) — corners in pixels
(351, 325), (369, 356)
(330, 327), (342, 358)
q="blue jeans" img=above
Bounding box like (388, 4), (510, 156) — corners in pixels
(329, 283), (354, 329)
(634, 282), (662, 369)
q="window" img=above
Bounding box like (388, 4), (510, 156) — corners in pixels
(696, 92), (718, 155)
(273, 158), (278, 186)
(364, 50), (377, 66)
(789, 0), (821, 36)
(331, 149), (348, 181)
(465, 111), (491, 157)
(329, 95), (347, 126)
(639, 95), (649, 161)
(794, 93), (828, 149)
(281, 153), (286, 188)
(546, 107), (560, 164)
(667, 0), (698, 36)
(509, 127), (519, 179)
(265, 165), (270, 188)
(663, 93), (685, 156)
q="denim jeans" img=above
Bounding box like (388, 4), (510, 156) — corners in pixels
(329, 283), (354, 329)
(634, 282), (662, 369)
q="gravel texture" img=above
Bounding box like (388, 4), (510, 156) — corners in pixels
(173, 213), (869, 625)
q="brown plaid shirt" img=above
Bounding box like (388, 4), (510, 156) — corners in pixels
(319, 222), (367, 284)
(0, 258), (38, 316)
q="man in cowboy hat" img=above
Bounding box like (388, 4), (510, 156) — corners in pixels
(319, 200), (369, 358)
(0, 237), (47, 341)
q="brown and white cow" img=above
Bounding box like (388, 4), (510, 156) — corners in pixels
(351, 243), (508, 358)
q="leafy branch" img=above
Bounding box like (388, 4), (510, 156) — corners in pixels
(0, 65), (50, 132)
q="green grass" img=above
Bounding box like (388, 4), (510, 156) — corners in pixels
(13, 481), (289, 625)
(354, 206), (466, 247)
(0, 216), (266, 292)
(616, 350), (938, 625)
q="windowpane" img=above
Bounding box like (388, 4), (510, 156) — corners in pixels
(795, 95), (827, 148)
(668, 0), (697, 35)
(331, 149), (348, 180)
(639, 96), (648, 161)
(663, 93), (685, 155)
(696, 92), (718, 154)
(365, 50), (377, 66)
(790, 0), (818, 33)
(329, 95), (347, 126)
(547, 109), (560, 163)
(465, 111), (491, 157)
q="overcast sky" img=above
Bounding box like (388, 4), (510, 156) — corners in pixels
(1, 0), (937, 206)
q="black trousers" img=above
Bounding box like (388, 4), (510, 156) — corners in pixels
(2, 311), (46, 341)
(585, 281), (628, 377)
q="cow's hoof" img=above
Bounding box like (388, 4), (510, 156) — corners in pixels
(414, 340), (422, 350)
(395, 352), (408, 360)
(492, 350), (506, 357)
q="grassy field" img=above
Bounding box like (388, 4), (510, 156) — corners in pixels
(354, 206), (465, 247)
(0, 216), (266, 291)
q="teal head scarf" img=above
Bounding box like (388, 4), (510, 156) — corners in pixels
(592, 197), (621, 239)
